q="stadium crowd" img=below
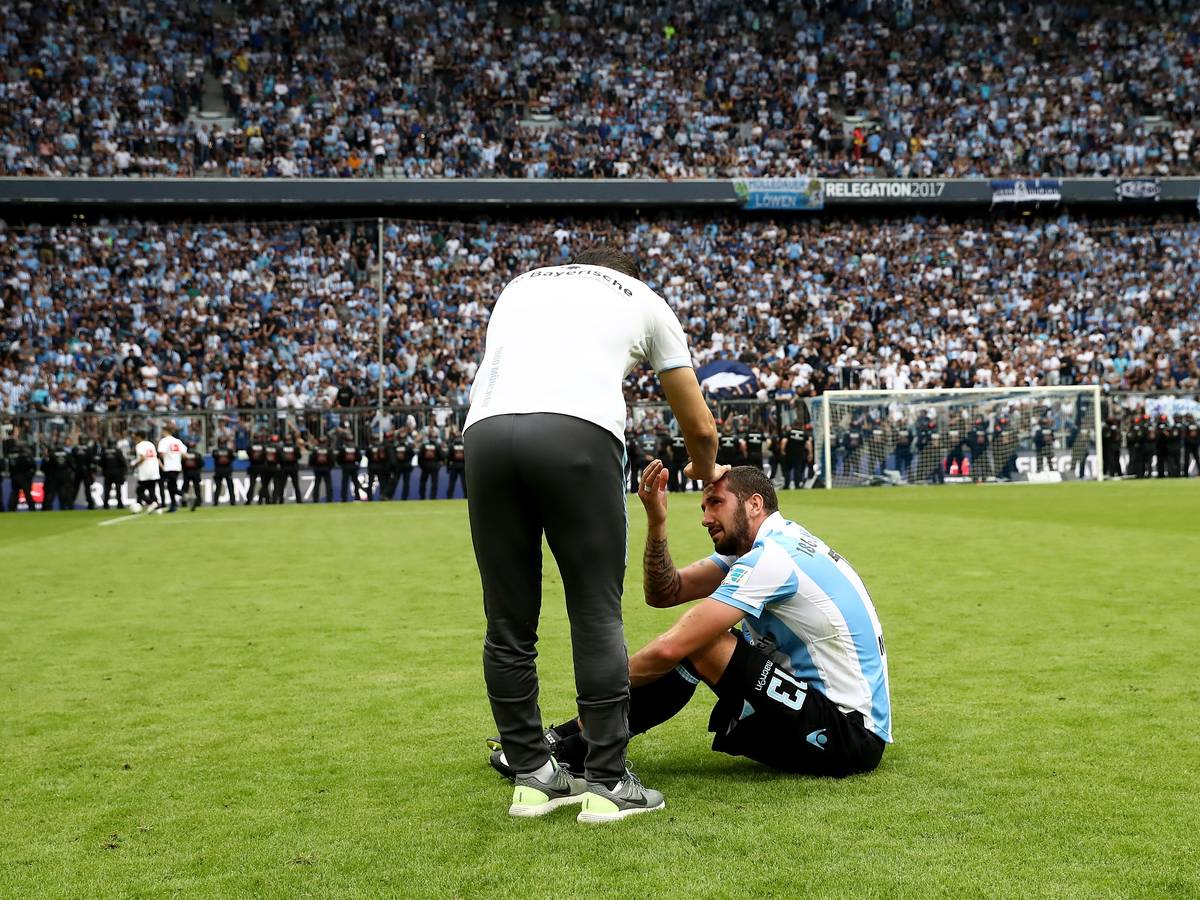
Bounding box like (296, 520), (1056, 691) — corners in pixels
(2, 1), (1199, 178)
(2, 214), (1199, 423)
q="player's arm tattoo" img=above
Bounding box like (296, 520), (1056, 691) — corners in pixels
(643, 536), (682, 608)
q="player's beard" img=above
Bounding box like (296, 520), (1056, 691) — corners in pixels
(712, 501), (753, 556)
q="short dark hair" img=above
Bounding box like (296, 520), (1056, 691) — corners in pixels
(569, 244), (641, 280)
(719, 465), (779, 513)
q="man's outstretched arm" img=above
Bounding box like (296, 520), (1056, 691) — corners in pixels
(629, 598), (744, 687)
(637, 459), (725, 608)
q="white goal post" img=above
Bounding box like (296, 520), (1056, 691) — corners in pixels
(809, 385), (1104, 488)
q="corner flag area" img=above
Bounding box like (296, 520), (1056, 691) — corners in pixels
(2, 481), (1196, 897)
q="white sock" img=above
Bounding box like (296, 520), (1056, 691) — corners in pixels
(519, 759), (555, 781)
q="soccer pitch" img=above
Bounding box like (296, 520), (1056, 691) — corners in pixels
(2, 482), (1197, 898)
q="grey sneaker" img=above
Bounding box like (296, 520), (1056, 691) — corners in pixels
(576, 770), (665, 823)
(509, 759), (588, 818)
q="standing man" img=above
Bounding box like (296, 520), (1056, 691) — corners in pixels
(100, 440), (128, 509)
(261, 435), (281, 503)
(245, 433), (267, 504)
(667, 428), (689, 492)
(337, 426), (365, 502)
(366, 432), (391, 500)
(444, 426), (467, 499)
(41, 438), (74, 511)
(1101, 414), (1123, 479)
(157, 426), (186, 513)
(463, 246), (724, 820)
(1033, 414), (1055, 473)
(276, 430), (303, 503)
(131, 430), (161, 510)
(71, 434), (99, 509)
(392, 428), (415, 500)
(1183, 414), (1200, 477)
(417, 425), (444, 500)
(308, 435), (335, 503)
(892, 421), (914, 481)
(781, 420), (806, 489)
(744, 424), (766, 475)
(181, 445), (204, 510)
(1127, 413), (1146, 478)
(1163, 415), (1183, 478)
(7, 431), (37, 510)
(211, 439), (237, 506)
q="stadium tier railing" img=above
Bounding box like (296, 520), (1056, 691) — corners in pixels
(2, 177), (1198, 212)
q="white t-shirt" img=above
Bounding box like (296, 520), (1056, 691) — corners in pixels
(464, 264), (692, 442)
(157, 436), (186, 472)
(133, 440), (161, 481)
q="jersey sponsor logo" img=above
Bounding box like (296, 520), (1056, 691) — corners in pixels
(724, 564), (751, 586)
(806, 728), (828, 750)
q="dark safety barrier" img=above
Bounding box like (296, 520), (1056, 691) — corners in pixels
(1, 177), (1197, 212)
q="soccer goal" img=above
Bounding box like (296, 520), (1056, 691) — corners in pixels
(809, 386), (1104, 488)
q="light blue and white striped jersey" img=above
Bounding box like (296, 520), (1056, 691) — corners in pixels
(709, 512), (892, 743)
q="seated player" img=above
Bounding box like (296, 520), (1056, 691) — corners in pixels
(488, 463), (891, 785)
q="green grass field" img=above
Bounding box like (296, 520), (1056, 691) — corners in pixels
(2, 481), (1198, 898)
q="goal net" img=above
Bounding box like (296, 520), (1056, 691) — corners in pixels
(808, 387), (1104, 488)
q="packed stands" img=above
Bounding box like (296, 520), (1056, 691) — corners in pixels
(3, 214), (1198, 418)
(2, 1), (1198, 178)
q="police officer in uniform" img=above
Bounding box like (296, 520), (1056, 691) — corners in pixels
(7, 435), (37, 510)
(668, 429), (692, 492)
(181, 446), (204, 510)
(338, 430), (365, 501)
(944, 412), (969, 476)
(445, 427), (467, 499)
(1163, 415), (1183, 478)
(716, 422), (740, 468)
(276, 432), (303, 502)
(781, 421), (806, 488)
(865, 414), (889, 476)
(968, 416), (991, 480)
(1139, 414), (1157, 478)
(245, 434), (268, 504)
(766, 424), (784, 482)
(638, 429), (659, 485)
(1102, 415), (1123, 479)
(211, 440), (237, 505)
(1126, 413), (1145, 478)
(393, 428), (415, 500)
(1183, 414), (1200, 477)
(261, 435), (281, 503)
(42, 439), (75, 510)
(992, 412), (1018, 480)
(744, 425), (766, 474)
(625, 429), (644, 494)
(842, 416), (865, 480)
(1068, 419), (1092, 479)
(917, 417), (942, 483)
(71, 436), (99, 509)
(1153, 414), (1171, 478)
(308, 437), (334, 502)
(1033, 414), (1055, 473)
(417, 426), (444, 500)
(99, 440), (128, 508)
(892, 422), (914, 481)
(367, 433), (391, 500)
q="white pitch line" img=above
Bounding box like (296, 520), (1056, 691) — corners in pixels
(98, 511), (152, 527)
